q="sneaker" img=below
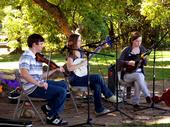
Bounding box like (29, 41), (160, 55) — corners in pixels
(95, 108), (110, 116)
(8, 89), (20, 100)
(46, 116), (68, 126)
(146, 96), (152, 104)
(41, 104), (51, 116)
(107, 95), (122, 103)
(8, 88), (21, 104)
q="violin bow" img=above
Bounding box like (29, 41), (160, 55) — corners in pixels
(45, 52), (52, 81)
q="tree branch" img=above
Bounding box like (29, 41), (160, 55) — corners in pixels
(33, 0), (72, 37)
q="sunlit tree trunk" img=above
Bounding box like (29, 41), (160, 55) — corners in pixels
(33, 0), (72, 37)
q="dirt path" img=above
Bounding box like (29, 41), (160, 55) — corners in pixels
(0, 80), (170, 127)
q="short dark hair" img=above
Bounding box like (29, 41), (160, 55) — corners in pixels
(27, 34), (44, 48)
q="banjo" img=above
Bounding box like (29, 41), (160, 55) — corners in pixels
(73, 37), (112, 77)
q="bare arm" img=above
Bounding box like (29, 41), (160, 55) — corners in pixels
(20, 68), (48, 89)
(20, 68), (40, 86)
(67, 57), (87, 72)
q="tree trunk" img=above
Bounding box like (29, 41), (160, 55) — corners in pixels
(33, 0), (72, 37)
(9, 38), (23, 54)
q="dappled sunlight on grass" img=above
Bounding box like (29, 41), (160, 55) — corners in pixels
(145, 67), (170, 80)
(150, 58), (170, 61)
(155, 117), (170, 124)
(0, 51), (170, 80)
(0, 54), (20, 62)
(146, 66), (170, 68)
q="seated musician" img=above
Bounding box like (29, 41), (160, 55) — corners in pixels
(118, 31), (151, 109)
(66, 33), (122, 116)
(19, 34), (68, 126)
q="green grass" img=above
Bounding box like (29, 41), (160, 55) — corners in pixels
(0, 54), (21, 62)
(89, 50), (170, 80)
(0, 51), (170, 80)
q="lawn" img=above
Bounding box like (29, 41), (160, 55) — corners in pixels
(0, 51), (170, 127)
(0, 50), (170, 81)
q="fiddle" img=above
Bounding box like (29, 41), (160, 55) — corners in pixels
(35, 53), (60, 70)
(35, 53), (69, 77)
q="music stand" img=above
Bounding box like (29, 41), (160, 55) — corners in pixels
(68, 48), (114, 127)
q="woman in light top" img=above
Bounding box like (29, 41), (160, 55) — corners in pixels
(66, 33), (122, 115)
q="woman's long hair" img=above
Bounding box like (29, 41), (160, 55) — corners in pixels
(67, 34), (80, 57)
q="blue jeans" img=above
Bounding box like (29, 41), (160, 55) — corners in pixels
(70, 74), (113, 113)
(29, 80), (67, 117)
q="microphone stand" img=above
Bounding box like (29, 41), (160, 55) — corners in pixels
(97, 38), (133, 119)
(67, 48), (114, 127)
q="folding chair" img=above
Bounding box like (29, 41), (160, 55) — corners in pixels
(64, 76), (91, 112)
(69, 84), (93, 110)
(64, 76), (79, 112)
(118, 71), (134, 101)
(13, 70), (45, 125)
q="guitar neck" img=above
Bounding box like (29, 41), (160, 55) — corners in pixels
(88, 45), (104, 60)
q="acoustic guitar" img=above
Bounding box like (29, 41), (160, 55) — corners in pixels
(126, 49), (151, 73)
(73, 37), (112, 77)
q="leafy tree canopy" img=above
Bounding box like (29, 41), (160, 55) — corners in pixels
(0, 0), (169, 52)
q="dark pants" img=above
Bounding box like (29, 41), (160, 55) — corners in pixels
(29, 80), (67, 117)
(70, 74), (113, 113)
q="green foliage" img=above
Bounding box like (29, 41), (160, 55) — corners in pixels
(2, 5), (28, 48)
(140, 0), (170, 28)
(0, 0), (67, 51)
(0, 0), (169, 51)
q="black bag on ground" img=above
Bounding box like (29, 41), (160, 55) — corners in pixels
(108, 64), (117, 95)
(0, 117), (32, 127)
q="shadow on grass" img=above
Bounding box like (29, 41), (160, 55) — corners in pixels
(0, 53), (170, 80)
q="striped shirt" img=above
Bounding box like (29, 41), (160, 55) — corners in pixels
(19, 49), (43, 94)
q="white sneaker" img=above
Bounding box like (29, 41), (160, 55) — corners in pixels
(108, 95), (122, 103)
(46, 116), (68, 126)
(95, 108), (110, 116)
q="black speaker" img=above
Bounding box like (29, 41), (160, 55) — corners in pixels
(108, 64), (132, 99)
(108, 64), (116, 95)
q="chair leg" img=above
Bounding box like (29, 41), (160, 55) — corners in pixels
(27, 96), (45, 125)
(13, 95), (22, 119)
(69, 91), (78, 112)
(126, 86), (131, 99)
(65, 77), (79, 113)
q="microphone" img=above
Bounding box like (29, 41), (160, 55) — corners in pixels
(81, 43), (99, 48)
(81, 41), (102, 48)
